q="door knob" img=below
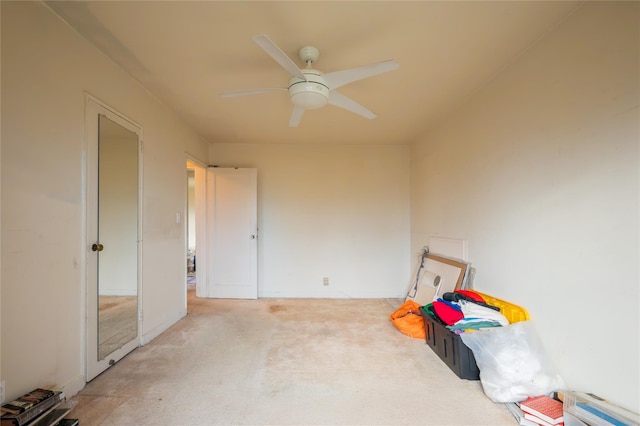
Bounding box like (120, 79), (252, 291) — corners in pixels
(91, 243), (104, 252)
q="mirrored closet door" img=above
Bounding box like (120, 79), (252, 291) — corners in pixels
(86, 95), (142, 381)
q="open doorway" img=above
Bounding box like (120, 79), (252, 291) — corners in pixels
(184, 163), (257, 301)
(186, 160), (207, 306)
(187, 168), (196, 287)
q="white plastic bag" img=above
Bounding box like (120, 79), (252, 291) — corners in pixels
(460, 320), (565, 402)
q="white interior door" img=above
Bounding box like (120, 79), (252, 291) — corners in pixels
(206, 168), (257, 299)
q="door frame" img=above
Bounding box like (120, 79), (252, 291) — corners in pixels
(84, 94), (144, 381)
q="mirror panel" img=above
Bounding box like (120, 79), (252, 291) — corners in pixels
(97, 114), (139, 361)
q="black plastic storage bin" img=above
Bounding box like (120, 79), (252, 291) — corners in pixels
(419, 306), (480, 380)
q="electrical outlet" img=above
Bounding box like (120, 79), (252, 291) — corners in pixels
(1, 380), (5, 404)
(322, 277), (329, 286)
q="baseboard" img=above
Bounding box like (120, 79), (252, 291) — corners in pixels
(141, 310), (186, 345)
(59, 374), (85, 399)
(259, 290), (405, 298)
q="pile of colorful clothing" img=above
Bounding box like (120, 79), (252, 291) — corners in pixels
(423, 290), (510, 333)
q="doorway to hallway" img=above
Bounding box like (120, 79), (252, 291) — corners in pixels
(184, 162), (258, 301)
(186, 160), (207, 303)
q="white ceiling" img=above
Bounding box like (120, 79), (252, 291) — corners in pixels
(46, 1), (581, 145)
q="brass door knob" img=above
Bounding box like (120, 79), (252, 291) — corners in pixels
(91, 243), (104, 252)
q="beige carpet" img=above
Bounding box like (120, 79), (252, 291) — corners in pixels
(69, 289), (514, 425)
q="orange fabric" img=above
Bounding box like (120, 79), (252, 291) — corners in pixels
(390, 299), (426, 339)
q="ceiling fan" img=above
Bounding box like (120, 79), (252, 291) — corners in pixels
(221, 35), (399, 127)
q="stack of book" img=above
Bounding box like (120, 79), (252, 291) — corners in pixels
(564, 391), (640, 426)
(0, 388), (76, 426)
(505, 402), (543, 426)
(518, 395), (564, 426)
(508, 392), (640, 426)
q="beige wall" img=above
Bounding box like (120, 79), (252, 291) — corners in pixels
(410, 2), (639, 410)
(1, 1), (208, 400)
(211, 143), (411, 298)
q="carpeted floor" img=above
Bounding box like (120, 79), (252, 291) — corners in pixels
(68, 289), (514, 425)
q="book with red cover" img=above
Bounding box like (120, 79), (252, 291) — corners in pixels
(523, 412), (564, 426)
(519, 395), (564, 425)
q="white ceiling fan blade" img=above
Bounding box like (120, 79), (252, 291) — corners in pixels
(220, 88), (286, 98)
(288, 106), (305, 127)
(328, 91), (376, 120)
(324, 60), (399, 90)
(253, 35), (306, 80)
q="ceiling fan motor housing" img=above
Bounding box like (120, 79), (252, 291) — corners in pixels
(288, 70), (329, 109)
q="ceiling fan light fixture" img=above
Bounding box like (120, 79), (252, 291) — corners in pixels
(290, 89), (329, 109)
(288, 72), (329, 109)
(221, 36), (399, 126)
